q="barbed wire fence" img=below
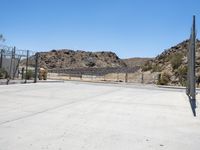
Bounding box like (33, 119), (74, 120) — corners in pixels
(0, 45), (38, 85)
(47, 67), (158, 84)
(0, 44), (150, 85)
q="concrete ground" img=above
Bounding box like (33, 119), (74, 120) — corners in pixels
(0, 81), (200, 150)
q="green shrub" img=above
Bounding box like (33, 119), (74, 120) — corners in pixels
(157, 72), (171, 85)
(0, 68), (8, 79)
(151, 64), (162, 72)
(86, 61), (96, 67)
(170, 53), (183, 70)
(177, 66), (187, 86)
(25, 70), (34, 80)
(142, 62), (152, 71)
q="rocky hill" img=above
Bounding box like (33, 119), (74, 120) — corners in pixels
(24, 49), (127, 69)
(142, 39), (200, 85)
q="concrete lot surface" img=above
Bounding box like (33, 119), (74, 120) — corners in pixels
(0, 81), (200, 150)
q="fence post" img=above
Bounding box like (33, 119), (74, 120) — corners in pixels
(80, 73), (82, 80)
(21, 67), (24, 80)
(187, 15), (197, 116)
(125, 73), (128, 83)
(141, 73), (144, 84)
(34, 52), (39, 83)
(190, 16), (196, 101)
(0, 49), (3, 68)
(7, 48), (14, 85)
(190, 16), (196, 116)
(25, 50), (29, 83)
(12, 47), (16, 79)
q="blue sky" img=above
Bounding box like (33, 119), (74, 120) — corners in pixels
(0, 0), (199, 58)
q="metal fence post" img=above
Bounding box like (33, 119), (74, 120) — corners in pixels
(125, 73), (128, 83)
(7, 48), (14, 85)
(25, 50), (29, 83)
(191, 16), (196, 100)
(34, 52), (39, 83)
(141, 73), (144, 84)
(12, 47), (16, 79)
(0, 49), (3, 68)
(22, 67), (24, 80)
(187, 15), (197, 116)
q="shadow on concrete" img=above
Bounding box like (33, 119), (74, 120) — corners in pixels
(188, 96), (196, 117)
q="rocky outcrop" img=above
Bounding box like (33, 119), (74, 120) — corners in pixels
(24, 49), (127, 69)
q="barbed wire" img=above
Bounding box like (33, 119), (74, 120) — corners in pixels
(0, 44), (37, 57)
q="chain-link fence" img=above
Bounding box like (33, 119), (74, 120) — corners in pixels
(0, 45), (38, 85)
(47, 67), (159, 84)
(1, 45), (155, 85)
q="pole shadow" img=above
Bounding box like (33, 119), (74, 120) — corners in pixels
(188, 96), (196, 117)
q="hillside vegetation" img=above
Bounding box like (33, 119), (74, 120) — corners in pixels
(123, 57), (152, 67)
(142, 40), (200, 85)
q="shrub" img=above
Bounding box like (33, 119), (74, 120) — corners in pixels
(142, 62), (152, 71)
(151, 64), (162, 72)
(25, 70), (34, 80)
(177, 65), (187, 86)
(157, 72), (171, 85)
(170, 53), (183, 70)
(0, 68), (8, 79)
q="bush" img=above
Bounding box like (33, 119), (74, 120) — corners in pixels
(177, 65), (187, 86)
(142, 62), (152, 71)
(25, 70), (34, 80)
(86, 61), (96, 67)
(151, 64), (162, 72)
(0, 68), (8, 79)
(157, 72), (171, 85)
(170, 53), (183, 70)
